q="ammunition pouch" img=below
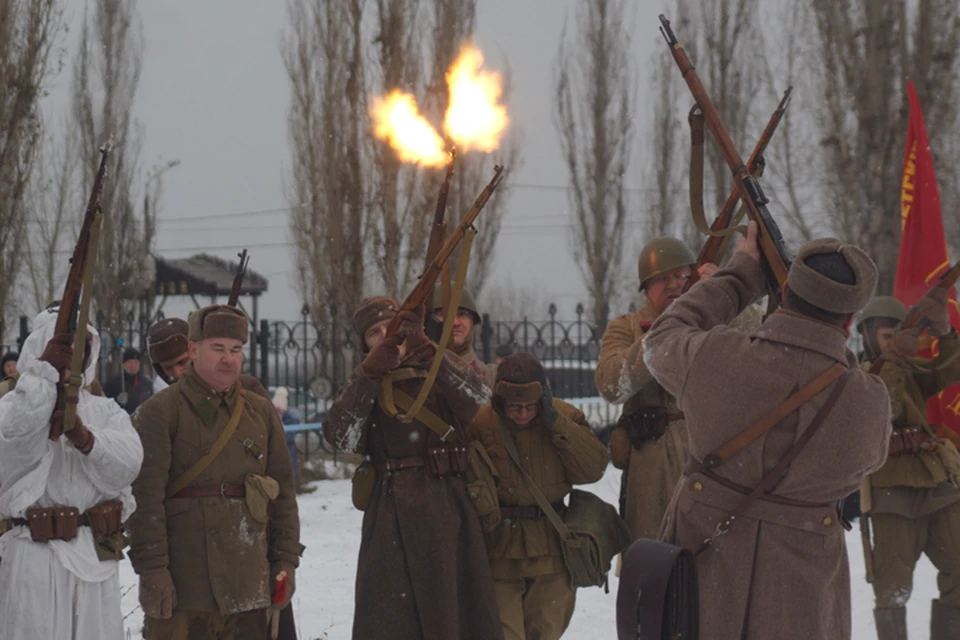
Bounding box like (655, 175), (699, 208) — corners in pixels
(423, 445), (468, 478)
(10, 499), (125, 553)
(618, 407), (676, 448)
(888, 427), (937, 457)
(351, 460), (377, 512)
(25, 507), (80, 543)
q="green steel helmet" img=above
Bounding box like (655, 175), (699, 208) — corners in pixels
(637, 237), (696, 290)
(855, 296), (907, 332)
(430, 284), (482, 324)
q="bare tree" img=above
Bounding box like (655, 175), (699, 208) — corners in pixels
(643, 45), (685, 242)
(368, 0), (427, 298)
(23, 128), (75, 313)
(283, 0), (368, 325)
(806, 0), (960, 293)
(0, 0), (62, 333)
(554, 0), (636, 329)
(72, 0), (153, 337)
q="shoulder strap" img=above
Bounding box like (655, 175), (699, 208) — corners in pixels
(695, 369), (851, 555)
(385, 386), (461, 444)
(166, 395), (247, 499)
(498, 422), (574, 541)
(702, 362), (846, 470)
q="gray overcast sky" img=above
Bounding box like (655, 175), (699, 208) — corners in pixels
(44, 0), (663, 323)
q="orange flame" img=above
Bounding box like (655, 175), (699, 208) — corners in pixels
(370, 90), (447, 167)
(444, 46), (508, 152)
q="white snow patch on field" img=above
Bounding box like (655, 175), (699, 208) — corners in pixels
(120, 465), (938, 639)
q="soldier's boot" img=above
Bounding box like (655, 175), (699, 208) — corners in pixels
(874, 607), (908, 640)
(931, 599), (960, 640)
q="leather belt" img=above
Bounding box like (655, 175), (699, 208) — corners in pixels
(374, 456), (426, 474)
(667, 413), (685, 422)
(10, 513), (93, 529)
(500, 501), (566, 520)
(171, 483), (246, 499)
(684, 458), (832, 509)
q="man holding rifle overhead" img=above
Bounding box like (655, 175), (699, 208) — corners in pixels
(856, 292), (960, 640)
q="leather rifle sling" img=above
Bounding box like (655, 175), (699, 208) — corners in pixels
(687, 106), (743, 240)
(499, 422), (575, 541)
(378, 227), (476, 422)
(166, 395), (247, 499)
(695, 367), (851, 555)
(700, 362), (847, 469)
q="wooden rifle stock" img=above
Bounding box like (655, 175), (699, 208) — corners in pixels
(54, 145), (110, 338)
(684, 87), (792, 292)
(868, 262), (960, 375)
(387, 165), (504, 337)
(660, 15), (792, 297)
(227, 249), (250, 307)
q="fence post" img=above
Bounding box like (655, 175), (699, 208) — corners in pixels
(18, 316), (29, 350)
(259, 319), (270, 387)
(481, 313), (492, 363)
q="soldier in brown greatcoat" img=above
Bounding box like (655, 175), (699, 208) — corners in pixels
(324, 296), (504, 640)
(595, 237), (717, 541)
(644, 223), (891, 639)
(857, 296), (960, 640)
(466, 352), (608, 640)
(128, 305), (303, 640)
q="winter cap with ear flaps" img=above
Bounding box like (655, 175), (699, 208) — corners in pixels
(353, 296), (400, 337)
(148, 318), (190, 364)
(188, 305), (249, 344)
(494, 352), (546, 405)
(786, 238), (878, 314)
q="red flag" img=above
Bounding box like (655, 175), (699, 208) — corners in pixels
(894, 81), (960, 436)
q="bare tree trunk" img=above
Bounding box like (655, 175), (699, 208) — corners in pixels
(71, 0), (153, 340)
(283, 0), (368, 326)
(0, 0), (62, 330)
(807, 0), (960, 294)
(553, 0), (635, 329)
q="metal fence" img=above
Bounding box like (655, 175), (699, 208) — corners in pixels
(3, 304), (622, 436)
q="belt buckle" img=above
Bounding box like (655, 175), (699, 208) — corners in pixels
(220, 483), (229, 497)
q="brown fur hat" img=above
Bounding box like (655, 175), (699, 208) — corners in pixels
(494, 352), (546, 409)
(148, 318), (189, 363)
(353, 296), (400, 338)
(786, 238), (878, 314)
(188, 305), (249, 343)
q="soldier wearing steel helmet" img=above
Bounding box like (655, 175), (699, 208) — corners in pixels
(431, 285), (498, 387)
(857, 295), (960, 640)
(595, 237), (718, 542)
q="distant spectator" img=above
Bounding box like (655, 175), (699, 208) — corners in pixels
(103, 348), (154, 414)
(2, 351), (18, 378)
(494, 343), (516, 366)
(273, 387), (314, 494)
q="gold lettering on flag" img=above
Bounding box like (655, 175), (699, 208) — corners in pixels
(901, 140), (917, 226)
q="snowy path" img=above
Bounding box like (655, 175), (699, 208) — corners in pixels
(120, 466), (937, 639)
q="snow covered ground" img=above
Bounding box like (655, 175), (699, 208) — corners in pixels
(119, 466), (938, 639)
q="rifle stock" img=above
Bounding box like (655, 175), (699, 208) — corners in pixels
(868, 262), (960, 375)
(684, 87), (792, 292)
(228, 249), (250, 307)
(54, 145), (110, 338)
(660, 15), (792, 297)
(387, 165), (505, 338)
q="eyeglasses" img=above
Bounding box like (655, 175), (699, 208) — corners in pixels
(505, 403), (539, 414)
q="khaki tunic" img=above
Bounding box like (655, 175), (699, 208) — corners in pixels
(596, 302), (688, 540)
(644, 253), (892, 640)
(323, 353), (504, 640)
(0, 375), (17, 399)
(863, 335), (960, 608)
(128, 364), (302, 615)
(465, 400), (608, 579)
(455, 343), (498, 389)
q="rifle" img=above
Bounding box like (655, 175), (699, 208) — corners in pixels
(227, 249), (250, 307)
(52, 143), (111, 437)
(386, 165), (504, 338)
(684, 87), (792, 292)
(660, 15), (792, 297)
(868, 262), (960, 375)
(424, 150), (456, 341)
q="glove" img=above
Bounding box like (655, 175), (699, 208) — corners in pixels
(886, 327), (921, 361)
(397, 304), (428, 350)
(139, 568), (177, 620)
(360, 335), (403, 380)
(50, 410), (95, 453)
(917, 294), (950, 336)
(539, 381), (560, 427)
(270, 562), (296, 610)
(39, 333), (73, 379)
